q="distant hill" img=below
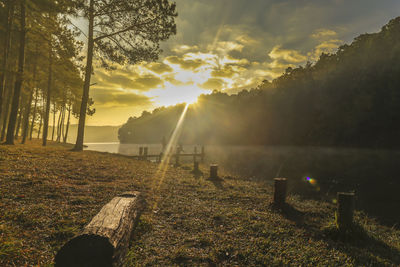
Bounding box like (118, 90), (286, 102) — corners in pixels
(49, 125), (120, 144)
(119, 17), (400, 148)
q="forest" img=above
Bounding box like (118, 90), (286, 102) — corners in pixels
(119, 17), (400, 148)
(0, 1), (85, 146)
(0, 0), (176, 149)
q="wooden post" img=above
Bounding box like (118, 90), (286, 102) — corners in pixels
(158, 152), (163, 163)
(143, 147), (148, 161)
(175, 147), (180, 166)
(273, 178), (287, 206)
(193, 146), (197, 163)
(55, 191), (146, 267)
(336, 192), (355, 231)
(210, 164), (218, 179)
(201, 146), (205, 163)
(139, 147), (143, 160)
(193, 161), (199, 173)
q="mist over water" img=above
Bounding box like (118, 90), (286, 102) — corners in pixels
(85, 143), (400, 225)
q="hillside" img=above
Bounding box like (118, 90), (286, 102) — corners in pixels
(119, 17), (400, 148)
(0, 141), (399, 266)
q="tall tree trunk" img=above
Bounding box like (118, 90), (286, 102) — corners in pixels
(74, 0), (94, 151)
(51, 101), (56, 141)
(42, 40), (52, 146)
(22, 46), (38, 144)
(29, 86), (39, 140)
(0, 73), (15, 141)
(37, 108), (43, 138)
(21, 90), (32, 143)
(5, 0), (25, 145)
(0, 1), (14, 120)
(61, 104), (66, 141)
(63, 102), (71, 143)
(56, 105), (62, 142)
(14, 95), (24, 139)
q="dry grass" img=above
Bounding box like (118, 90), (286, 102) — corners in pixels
(0, 140), (399, 266)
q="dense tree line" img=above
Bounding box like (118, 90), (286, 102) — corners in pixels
(119, 17), (400, 148)
(0, 0), (177, 149)
(0, 0), (84, 145)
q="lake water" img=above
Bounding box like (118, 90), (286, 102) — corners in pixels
(84, 142), (400, 225)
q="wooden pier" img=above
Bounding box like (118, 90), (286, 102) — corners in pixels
(131, 145), (205, 164)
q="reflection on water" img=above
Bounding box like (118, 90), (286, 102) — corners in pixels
(84, 143), (400, 226)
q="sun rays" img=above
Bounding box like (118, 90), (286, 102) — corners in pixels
(149, 103), (190, 211)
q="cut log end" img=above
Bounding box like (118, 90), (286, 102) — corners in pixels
(55, 234), (114, 267)
(55, 191), (145, 267)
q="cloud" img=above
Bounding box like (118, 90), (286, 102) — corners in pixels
(200, 78), (226, 90)
(130, 75), (164, 91)
(164, 75), (194, 86)
(208, 41), (244, 53)
(93, 69), (163, 91)
(171, 45), (200, 54)
(268, 45), (307, 63)
(165, 55), (206, 70)
(146, 62), (173, 74)
(91, 88), (153, 108)
(211, 65), (236, 78)
(308, 39), (343, 60)
(311, 29), (338, 39)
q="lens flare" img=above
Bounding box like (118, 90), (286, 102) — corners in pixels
(149, 103), (190, 213)
(306, 177), (317, 185)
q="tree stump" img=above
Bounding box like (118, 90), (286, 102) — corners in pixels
(273, 178), (287, 206)
(139, 147), (143, 160)
(193, 146), (197, 163)
(175, 147), (180, 166)
(55, 191), (146, 267)
(193, 161), (199, 173)
(336, 192), (355, 231)
(210, 164), (218, 179)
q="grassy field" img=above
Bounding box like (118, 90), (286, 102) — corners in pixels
(0, 140), (399, 266)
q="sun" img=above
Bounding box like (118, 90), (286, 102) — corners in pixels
(145, 83), (210, 107)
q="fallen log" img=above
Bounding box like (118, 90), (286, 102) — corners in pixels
(55, 191), (146, 267)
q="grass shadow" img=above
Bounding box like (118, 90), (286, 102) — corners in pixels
(191, 169), (204, 179)
(271, 202), (400, 265)
(323, 223), (400, 265)
(207, 176), (225, 190)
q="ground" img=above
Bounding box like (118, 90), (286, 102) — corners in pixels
(0, 140), (399, 266)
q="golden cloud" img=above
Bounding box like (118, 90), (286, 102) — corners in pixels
(211, 65), (236, 78)
(130, 75), (164, 91)
(200, 78), (225, 90)
(164, 75), (194, 86)
(146, 62), (173, 74)
(91, 88), (153, 108)
(268, 45), (307, 63)
(93, 69), (163, 91)
(311, 29), (337, 39)
(209, 41), (244, 53)
(165, 55), (206, 71)
(308, 39), (342, 60)
(171, 45), (200, 54)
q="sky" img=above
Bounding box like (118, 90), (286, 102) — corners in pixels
(82, 0), (400, 126)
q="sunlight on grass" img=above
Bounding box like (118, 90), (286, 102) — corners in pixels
(150, 103), (190, 211)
